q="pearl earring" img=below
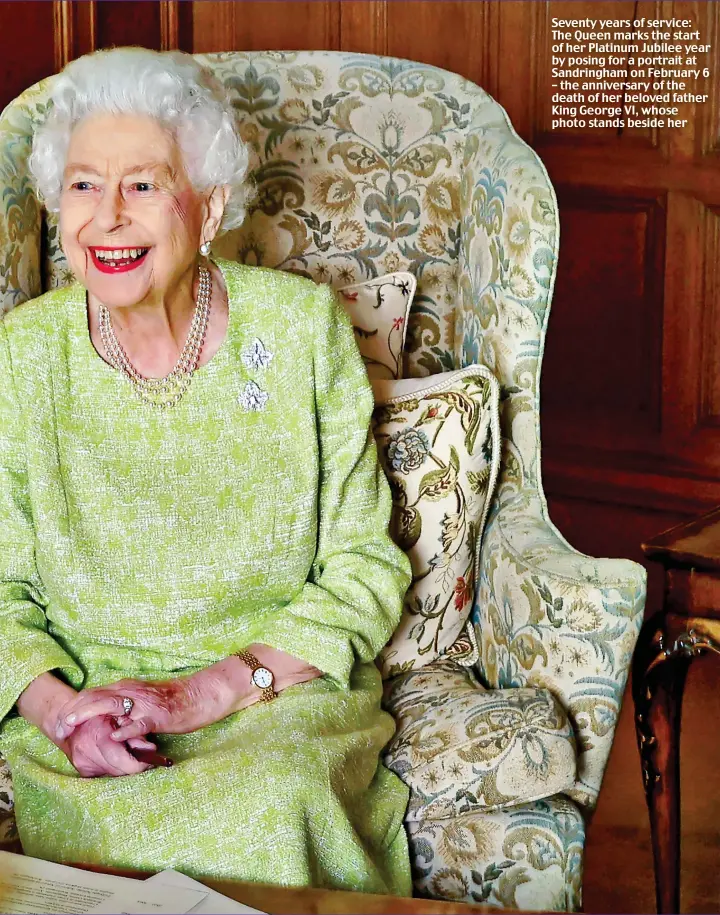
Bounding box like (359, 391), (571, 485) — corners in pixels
(199, 241), (211, 256)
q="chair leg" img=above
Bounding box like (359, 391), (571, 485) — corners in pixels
(633, 613), (690, 914)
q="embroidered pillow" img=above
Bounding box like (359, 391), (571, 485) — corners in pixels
(337, 272), (415, 380)
(371, 366), (501, 679)
(382, 662), (577, 821)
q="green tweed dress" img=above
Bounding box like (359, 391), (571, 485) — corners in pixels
(0, 258), (413, 894)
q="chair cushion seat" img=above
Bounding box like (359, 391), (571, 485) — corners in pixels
(406, 794), (584, 911)
(383, 661), (577, 821)
(0, 757), (18, 851)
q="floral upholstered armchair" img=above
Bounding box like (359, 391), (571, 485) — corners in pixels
(0, 52), (646, 911)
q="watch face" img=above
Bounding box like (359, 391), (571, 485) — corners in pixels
(252, 667), (274, 689)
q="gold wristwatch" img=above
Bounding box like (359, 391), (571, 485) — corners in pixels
(235, 650), (277, 702)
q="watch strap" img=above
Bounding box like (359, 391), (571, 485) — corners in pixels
(234, 650), (276, 702)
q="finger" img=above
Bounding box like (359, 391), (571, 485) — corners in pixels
(125, 737), (157, 750)
(127, 737), (157, 751)
(64, 696), (133, 727)
(55, 718), (77, 742)
(70, 748), (105, 778)
(97, 736), (151, 776)
(110, 717), (156, 741)
(60, 688), (114, 717)
(71, 739), (120, 778)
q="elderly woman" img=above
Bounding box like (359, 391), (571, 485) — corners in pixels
(0, 47), (412, 894)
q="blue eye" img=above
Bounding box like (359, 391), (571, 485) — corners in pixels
(131, 182), (155, 193)
(70, 181), (93, 191)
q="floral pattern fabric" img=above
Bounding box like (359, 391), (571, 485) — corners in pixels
(474, 490), (645, 809)
(371, 368), (500, 678)
(339, 271), (415, 379)
(383, 660), (576, 822)
(0, 51), (648, 909)
(0, 758), (17, 851)
(407, 794), (584, 912)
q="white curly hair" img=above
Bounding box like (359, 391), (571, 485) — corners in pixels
(29, 47), (251, 232)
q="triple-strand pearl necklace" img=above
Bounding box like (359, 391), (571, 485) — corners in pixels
(98, 265), (212, 409)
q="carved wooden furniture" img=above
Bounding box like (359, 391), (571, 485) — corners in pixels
(633, 506), (720, 913)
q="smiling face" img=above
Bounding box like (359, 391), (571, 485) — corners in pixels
(60, 112), (218, 310)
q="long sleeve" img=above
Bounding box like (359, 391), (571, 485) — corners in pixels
(0, 320), (81, 725)
(255, 284), (412, 690)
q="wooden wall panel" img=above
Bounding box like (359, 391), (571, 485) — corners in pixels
(59, 1), (97, 62)
(542, 190), (665, 448)
(535, 0), (661, 147)
(491, 1), (534, 139)
(704, 208), (720, 421)
(339, 2), (387, 56)
(658, 193), (720, 475)
(701, 2), (720, 155)
(94, 0), (162, 50)
(0, 2), (56, 111)
(192, 1), (236, 54)
(385, 2), (489, 86)
(193, 2), (340, 54)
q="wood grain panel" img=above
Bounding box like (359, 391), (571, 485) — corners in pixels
(659, 0), (706, 163)
(660, 194), (720, 472)
(535, 0), (661, 147)
(492, 1), (532, 138)
(385, 1), (489, 85)
(701, 0), (720, 156)
(53, 1), (99, 67)
(339, 1), (387, 55)
(192, 1), (235, 54)
(543, 456), (720, 516)
(542, 189), (665, 448)
(704, 207), (720, 422)
(227, 2), (339, 53)
(0, 1), (56, 110)
(94, 0), (162, 50)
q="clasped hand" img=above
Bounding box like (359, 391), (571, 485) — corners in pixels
(55, 673), (229, 778)
(59, 714), (158, 778)
(53, 646), (322, 777)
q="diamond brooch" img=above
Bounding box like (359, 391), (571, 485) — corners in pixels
(241, 338), (274, 370)
(239, 380), (269, 412)
(239, 338), (273, 411)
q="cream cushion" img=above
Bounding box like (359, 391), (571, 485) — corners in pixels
(371, 367), (500, 678)
(383, 660), (577, 822)
(338, 271), (415, 379)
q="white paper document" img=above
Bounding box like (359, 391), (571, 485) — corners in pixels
(144, 870), (266, 915)
(0, 851), (207, 915)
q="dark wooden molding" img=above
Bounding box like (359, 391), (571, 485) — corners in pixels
(159, 0), (179, 50)
(53, 0), (73, 70)
(542, 453), (720, 516)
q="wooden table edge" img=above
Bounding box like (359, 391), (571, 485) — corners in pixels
(72, 862), (518, 914)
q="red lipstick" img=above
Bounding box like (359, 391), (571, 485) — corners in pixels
(90, 247), (149, 274)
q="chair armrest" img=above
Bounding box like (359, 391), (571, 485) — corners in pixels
(472, 491), (646, 808)
(383, 658), (577, 822)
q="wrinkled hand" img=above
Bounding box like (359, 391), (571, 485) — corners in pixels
(56, 675), (225, 744)
(55, 646), (322, 746)
(60, 714), (157, 778)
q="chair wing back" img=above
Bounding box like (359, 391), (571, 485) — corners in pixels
(0, 50), (558, 501)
